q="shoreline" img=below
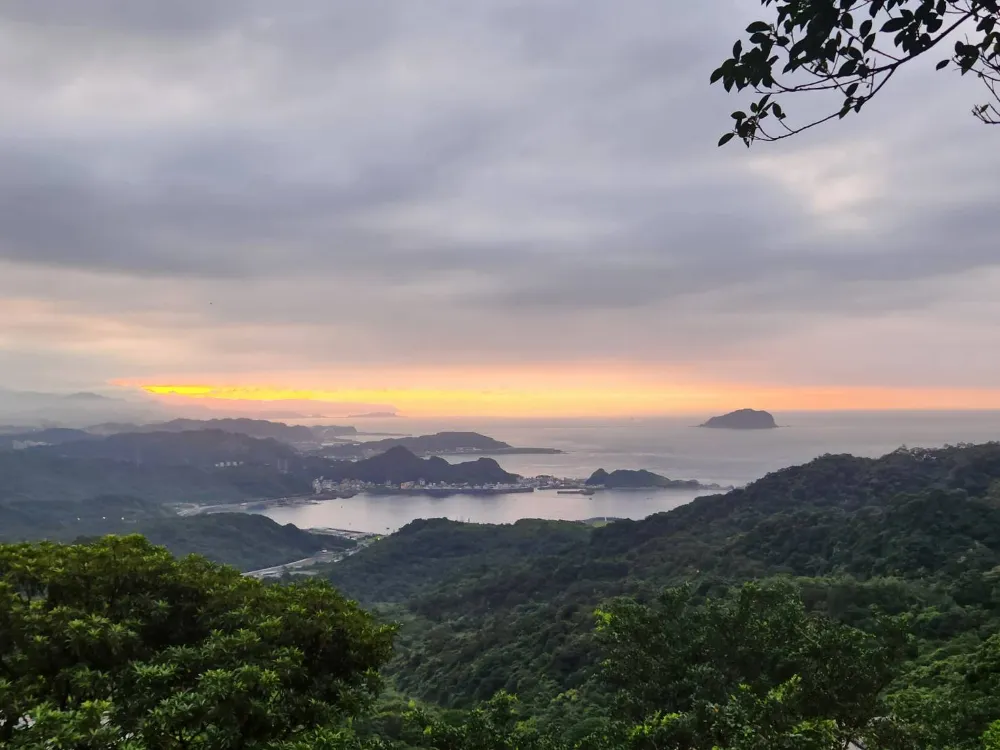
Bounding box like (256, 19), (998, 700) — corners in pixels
(175, 481), (729, 518)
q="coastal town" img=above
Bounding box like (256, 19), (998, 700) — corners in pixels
(310, 474), (593, 497)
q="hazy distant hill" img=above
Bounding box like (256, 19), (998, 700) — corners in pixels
(0, 452), (250, 506)
(310, 424), (359, 439)
(322, 431), (561, 458)
(141, 418), (318, 444)
(34, 429), (298, 469)
(0, 427), (99, 450)
(0, 388), (167, 427)
(323, 446), (519, 485)
(87, 417), (357, 444)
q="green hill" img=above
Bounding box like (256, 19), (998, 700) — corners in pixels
(135, 513), (353, 571)
(5, 441), (1000, 748)
(323, 442), (1000, 742)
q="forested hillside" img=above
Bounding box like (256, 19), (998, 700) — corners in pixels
(0, 493), (345, 570)
(5, 443), (1000, 748)
(133, 513), (353, 571)
(324, 443), (1000, 747)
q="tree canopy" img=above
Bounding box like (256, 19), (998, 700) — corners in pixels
(712, 0), (1000, 145)
(591, 582), (913, 750)
(0, 535), (395, 749)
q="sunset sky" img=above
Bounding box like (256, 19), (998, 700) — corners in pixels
(2, 2), (999, 418)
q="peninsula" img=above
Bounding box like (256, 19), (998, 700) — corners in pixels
(316, 446), (520, 487)
(699, 408), (777, 430)
(320, 431), (563, 459)
(585, 468), (726, 491)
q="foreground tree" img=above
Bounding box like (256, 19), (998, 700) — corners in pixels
(411, 582), (917, 750)
(712, 0), (1000, 145)
(985, 721), (1000, 750)
(590, 582), (917, 749)
(888, 631), (1000, 749)
(0, 535), (395, 749)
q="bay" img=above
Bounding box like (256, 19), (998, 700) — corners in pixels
(258, 410), (1000, 533)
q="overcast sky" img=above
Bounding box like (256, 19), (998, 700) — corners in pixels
(1, 1), (998, 415)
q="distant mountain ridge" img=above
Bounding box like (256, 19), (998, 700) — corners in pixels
(34, 428), (298, 469)
(322, 431), (561, 458)
(87, 418), (357, 444)
(0, 428), (99, 450)
(0, 388), (167, 427)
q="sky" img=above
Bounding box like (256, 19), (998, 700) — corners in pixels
(2, 1), (999, 418)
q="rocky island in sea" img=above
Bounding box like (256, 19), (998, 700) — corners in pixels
(585, 468), (727, 491)
(699, 408), (777, 430)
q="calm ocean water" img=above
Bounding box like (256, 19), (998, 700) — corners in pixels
(258, 411), (1000, 533)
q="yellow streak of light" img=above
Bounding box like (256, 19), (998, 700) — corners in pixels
(134, 382), (1000, 418)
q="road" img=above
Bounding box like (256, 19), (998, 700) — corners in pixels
(244, 538), (374, 579)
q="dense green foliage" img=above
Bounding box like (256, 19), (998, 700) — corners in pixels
(327, 518), (591, 603)
(0, 536), (394, 748)
(6, 442), (1000, 748)
(592, 583), (911, 748)
(714, 0), (1000, 144)
(326, 444), (1000, 746)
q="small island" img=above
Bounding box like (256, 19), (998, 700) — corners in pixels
(585, 468), (726, 491)
(699, 408), (777, 430)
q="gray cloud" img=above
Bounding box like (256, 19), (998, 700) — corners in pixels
(0, 0), (998, 394)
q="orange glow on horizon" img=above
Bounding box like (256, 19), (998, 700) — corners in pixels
(129, 381), (1000, 418)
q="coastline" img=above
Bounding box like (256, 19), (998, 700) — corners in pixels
(175, 480), (728, 519)
(366, 486), (536, 498)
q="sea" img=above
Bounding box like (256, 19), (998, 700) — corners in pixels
(256, 411), (1000, 534)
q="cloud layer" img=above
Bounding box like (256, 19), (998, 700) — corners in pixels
(1, 0), (998, 406)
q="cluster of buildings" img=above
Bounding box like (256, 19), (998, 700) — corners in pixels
(312, 478), (369, 494)
(311, 474), (587, 495)
(11, 440), (47, 450)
